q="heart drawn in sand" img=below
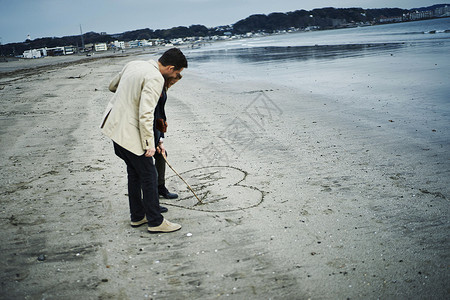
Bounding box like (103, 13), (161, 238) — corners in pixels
(163, 166), (264, 212)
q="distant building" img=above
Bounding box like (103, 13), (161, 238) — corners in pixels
(170, 38), (183, 45)
(22, 46), (77, 58)
(64, 46), (77, 55)
(139, 39), (154, 47)
(94, 43), (107, 51)
(23, 49), (41, 59)
(113, 40), (125, 49)
(46, 47), (65, 56)
(379, 16), (403, 23)
(37, 48), (47, 56)
(128, 40), (139, 48)
(434, 5), (450, 17)
(409, 10), (434, 20)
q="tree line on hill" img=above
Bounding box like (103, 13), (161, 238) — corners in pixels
(0, 6), (444, 57)
(232, 7), (407, 33)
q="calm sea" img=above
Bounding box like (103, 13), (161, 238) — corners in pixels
(186, 18), (450, 84)
(184, 17), (450, 145)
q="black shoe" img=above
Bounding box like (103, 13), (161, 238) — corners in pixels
(159, 185), (178, 199)
(160, 206), (168, 213)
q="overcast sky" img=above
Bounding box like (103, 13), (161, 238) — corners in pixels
(0, 0), (444, 44)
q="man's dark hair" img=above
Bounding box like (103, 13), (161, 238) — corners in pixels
(158, 48), (188, 70)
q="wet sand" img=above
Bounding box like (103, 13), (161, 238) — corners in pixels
(0, 50), (448, 299)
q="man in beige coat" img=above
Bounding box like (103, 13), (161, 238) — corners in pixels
(101, 48), (187, 233)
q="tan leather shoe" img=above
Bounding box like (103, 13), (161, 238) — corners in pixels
(148, 219), (181, 233)
(131, 217), (147, 227)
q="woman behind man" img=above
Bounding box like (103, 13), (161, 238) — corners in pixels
(154, 74), (182, 202)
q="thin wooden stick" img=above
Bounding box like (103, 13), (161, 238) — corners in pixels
(162, 153), (203, 204)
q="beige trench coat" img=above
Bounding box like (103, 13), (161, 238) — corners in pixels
(100, 60), (164, 156)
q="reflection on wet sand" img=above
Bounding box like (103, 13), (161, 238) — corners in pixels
(189, 43), (406, 64)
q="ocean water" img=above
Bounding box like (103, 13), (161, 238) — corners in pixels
(185, 18), (450, 85)
(191, 17), (450, 50)
(184, 18), (450, 145)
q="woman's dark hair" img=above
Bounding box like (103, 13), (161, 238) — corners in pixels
(158, 48), (188, 70)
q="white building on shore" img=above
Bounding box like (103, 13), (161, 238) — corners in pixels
(23, 49), (42, 59)
(112, 40), (125, 49)
(22, 46), (77, 59)
(94, 43), (107, 51)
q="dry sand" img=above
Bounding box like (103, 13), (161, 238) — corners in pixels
(0, 50), (448, 299)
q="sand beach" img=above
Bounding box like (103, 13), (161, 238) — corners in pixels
(0, 33), (449, 299)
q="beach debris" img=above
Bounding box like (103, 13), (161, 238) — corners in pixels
(419, 188), (446, 199)
(186, 233), (193, 237)
(9, 215), (18, 226)
(388, 120), (394, 122)
(14, 272), (29, 281)
(67, 74), (86, 79)
(37, 254), (46, 261)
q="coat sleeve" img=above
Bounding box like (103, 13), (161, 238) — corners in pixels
(109, 62), (128, 92)
(101, 69), (124, 129)
(109, 73), (121, 92)
(139, 76), (164, 151)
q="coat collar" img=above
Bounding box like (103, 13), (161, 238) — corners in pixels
(148, 59), (159, 70)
